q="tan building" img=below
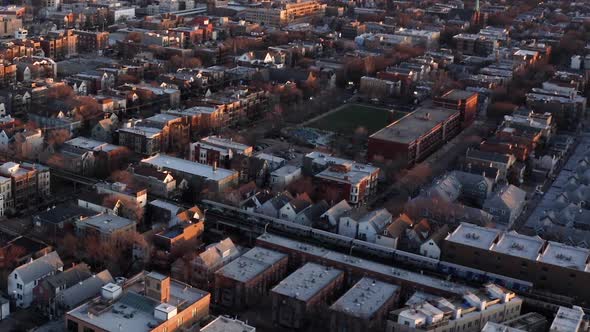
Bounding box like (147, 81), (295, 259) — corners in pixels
(0, 161), (50, 210)
(243, 0), (326, 27)
(39, 29), (78, 60)
(0, 16), (22, 38)
(387, 283), (523, 332)
(66, 271), (210, 332)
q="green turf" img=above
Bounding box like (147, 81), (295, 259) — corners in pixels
(308, 104), (407, 135)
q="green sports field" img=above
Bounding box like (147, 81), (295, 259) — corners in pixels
(307, 104), (407, 135)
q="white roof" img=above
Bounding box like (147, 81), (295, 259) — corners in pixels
(141, 154), (237, 181)
(272, 262), (343, 302)
(65, 137), (121, 152)
(271, 165), (301, 177)
(445, 222), (501, 250)
(537, 242), (590, 271)
(201, 316), (256, 332)
(482, 322), (526, 332)
(330, 277), (399, 319)
(119, 126), (162, 138)
(490, 231), (545, 260)
(199, 136), (252, 152)
(255, 153), (286, 164)
(550, 306), (585, 332)
(77, 213), (135, 234)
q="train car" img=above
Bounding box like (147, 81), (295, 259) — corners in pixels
(394, 249), (439, 270)
(313, 229), (354, 248)
(351, 239), (395, 260)
(272, 219), (312, 237)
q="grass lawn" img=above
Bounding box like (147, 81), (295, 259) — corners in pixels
(308, 104), (407, 135)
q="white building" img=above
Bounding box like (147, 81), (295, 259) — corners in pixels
(8, 251), (64, 308)
(270, 165), (301, 191)
(388, 284), (523, 332)
(550, 306), (587, 332)
(571, 55), (582, 70)
(0, 297), (8, 320)
(0, 176), (11, 216)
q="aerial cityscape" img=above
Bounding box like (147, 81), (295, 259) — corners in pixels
(0, 0), (585, 331)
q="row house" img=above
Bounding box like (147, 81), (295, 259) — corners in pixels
(171, 238), (242, 289)
(0, 161), (50, 211)
(37, 29), (78, 61)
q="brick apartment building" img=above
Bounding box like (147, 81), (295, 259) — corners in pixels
(0, 161), (50, 210)
(368, 106), (462, 166)
(330, 278), (399, 332)
(441, 223), (590, 303)
(214, 247), (288, 309)
(39, 29), (78, 60)
(74, 30), (110, 54)
(434, 89), (479, 127)
(303, 152), (380, 206)
(271, 262), (344, 329)
(190, 136), (253, 168)
(0, 61), (16, 87)
(66, 271), (210, 332)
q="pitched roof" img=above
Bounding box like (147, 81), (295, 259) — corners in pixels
(386, 214), (413, 237)
(14, 251), (63, 284)
(198, 238), (240, 269)
(57, 270), (114, 308)
(42, 263), (92, 290)
(484, 185), (526, 212)
(425, 224), (450, 245)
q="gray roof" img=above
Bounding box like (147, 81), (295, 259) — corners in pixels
(272, 263), (343, 302)
(484, 185), (526, 213)
(43, 263), (92, 290)
(57, 270), (114, 308)
(14, 251), (63, 284)
(466, 149), (513, 164)
(330, 277), (399, 319)
(425, 174), (462, 202)
(450, 170), (493, 191)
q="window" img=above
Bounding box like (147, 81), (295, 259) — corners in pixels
(16, 283), (22, 290)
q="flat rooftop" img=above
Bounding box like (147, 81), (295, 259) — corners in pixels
(201, 316), (256, 332)
(200, 136), (252, 152)
(330, 277), (399, 319)
(550, 306), (585, 332)
(370, 107), (459, 144)
(67, 273), (208, 332)
(141, 154), (237, 181)
(537, 241), (590, 271)
(77, 213), (135, 234)
(65, 137), (122, 152)
(440, 89), (477, 101)
(445, 223), (501, 250)
(490, 231), (545, 260)
(271, 165), (301, 177)
(217, 247), (286, 283)
(271, 262), (343, 302)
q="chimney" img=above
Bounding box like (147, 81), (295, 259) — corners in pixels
(145, 272), (170, 303)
